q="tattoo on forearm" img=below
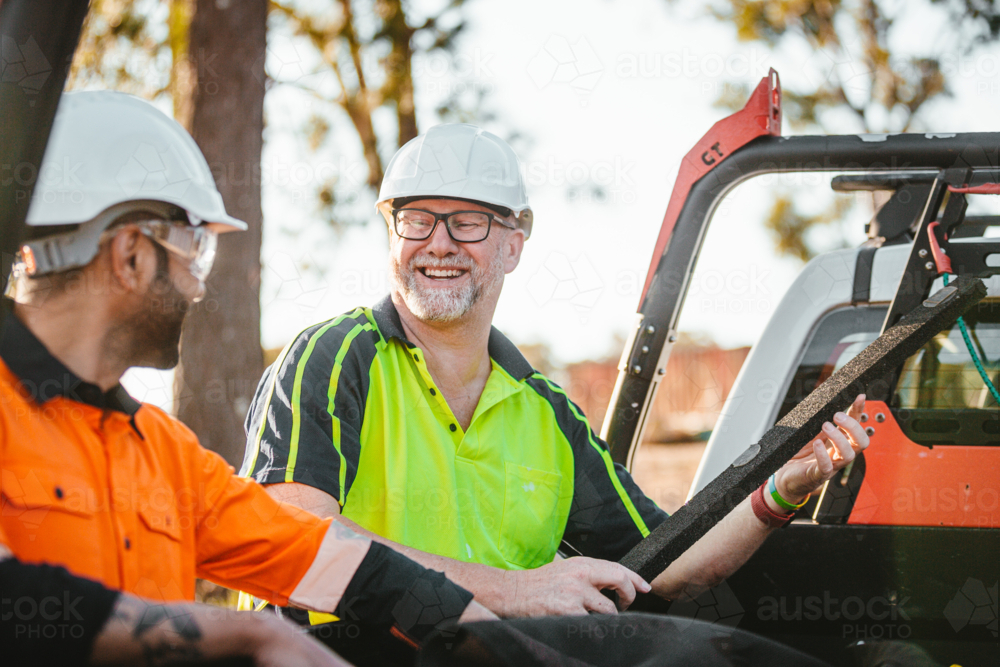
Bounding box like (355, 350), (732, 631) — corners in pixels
(134, 605), (202, 641)
(110, 597), (205, 666)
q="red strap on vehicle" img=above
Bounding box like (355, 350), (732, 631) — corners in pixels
(926, 221), (952, 275)
(947, 183), (1000, 195)
(640, 69), (783, 305)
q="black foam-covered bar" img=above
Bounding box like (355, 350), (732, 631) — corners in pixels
(620, 276), (988, 581)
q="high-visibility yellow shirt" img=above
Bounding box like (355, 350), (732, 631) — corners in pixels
(242, 296), (666, 570)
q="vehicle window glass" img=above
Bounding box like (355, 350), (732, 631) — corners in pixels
(775, 306), (886, 423)
(777, 301), (999, 446)
(892, 300), (999, 446)
(895, 303), (999, 410)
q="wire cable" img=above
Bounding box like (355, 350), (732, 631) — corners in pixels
(943, 273), (1000, 405)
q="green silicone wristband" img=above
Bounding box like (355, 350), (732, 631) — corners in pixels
(768, 474), (808, 511)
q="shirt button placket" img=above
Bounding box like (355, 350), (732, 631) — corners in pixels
(410, 346), (461, 441)
(109, 415), (137, 589)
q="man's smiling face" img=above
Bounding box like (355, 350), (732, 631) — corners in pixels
(388, 198), (521, 323)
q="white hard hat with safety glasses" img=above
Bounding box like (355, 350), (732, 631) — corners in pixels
(376, 123), (534, 239)
(8, 91), (245, 303)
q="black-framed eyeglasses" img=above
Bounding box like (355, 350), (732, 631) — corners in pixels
(392, 208), (517, 243)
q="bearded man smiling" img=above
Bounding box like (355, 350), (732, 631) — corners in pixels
(388, 198), (509, 323)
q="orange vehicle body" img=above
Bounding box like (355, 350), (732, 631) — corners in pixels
(850, 401), (1000, 529)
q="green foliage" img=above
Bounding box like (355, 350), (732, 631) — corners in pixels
(68, 0), (173, 99)
(68, 0), (487, 231)
(713, 0), (843, 47)
(266, 0), (473, 223)
(713, 0), (997, 132)
(764, 193), (855, 262)
(707, 0), (999, 261)
(304, 114), (330, 152)
(932, 0), (1000, 42)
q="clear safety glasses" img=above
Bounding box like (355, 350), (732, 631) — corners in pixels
(134, 221), (218, 284)
(5, 219), (219, 304)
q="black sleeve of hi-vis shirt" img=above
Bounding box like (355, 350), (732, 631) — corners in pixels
(241, 309), (380, 504)
(336, 542), (474, 647)
(525, 375), (668, 563)
(1, 558), (120, 667)
(566, 454), (669, 562)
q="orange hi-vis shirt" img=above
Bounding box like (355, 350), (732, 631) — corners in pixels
(0, 315), (368, 608)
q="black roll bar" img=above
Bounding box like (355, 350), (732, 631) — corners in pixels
(603, 122), (1000, 467)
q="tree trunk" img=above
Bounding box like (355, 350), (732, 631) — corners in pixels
(381, 0), (418, 146)
(175, 0), (266, 467)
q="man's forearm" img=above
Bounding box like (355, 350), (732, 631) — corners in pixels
(650, 496), (775, 600)
(263, 481), (650, 618)
(264, 481), (511, 615)
(1, 553), (266, 666)
(650, 403), (868, 600)
(89, 595), (258, 665)
(90, 593), (353, 666)
(266, 483), (769, 613)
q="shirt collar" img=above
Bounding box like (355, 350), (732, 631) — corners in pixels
(372, 295), (535, 382)
(0, 314), (142, 417)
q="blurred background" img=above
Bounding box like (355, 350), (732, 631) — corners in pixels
(50, 0), (999, 510)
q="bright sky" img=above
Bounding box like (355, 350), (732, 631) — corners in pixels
(123, 0), (1000, 406)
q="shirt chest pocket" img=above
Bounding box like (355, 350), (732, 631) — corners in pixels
(498, 463), (564, 569)
(135, 503), (184, 576)
(0, 466), (100, 572)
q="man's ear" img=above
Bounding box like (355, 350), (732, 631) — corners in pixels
(502, 227), (526, 274)
(107, 227), (155, 294)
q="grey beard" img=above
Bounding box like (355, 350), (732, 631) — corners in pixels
(391, 250), (505, 322)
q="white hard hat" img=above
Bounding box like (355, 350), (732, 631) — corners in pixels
(376, 123), (534, 238)
(27, 90), (246, 232)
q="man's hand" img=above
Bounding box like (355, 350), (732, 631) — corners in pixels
(773, 394), (870, 505)
(501, 557), (650, 617)
(264, 483), (650, 620)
